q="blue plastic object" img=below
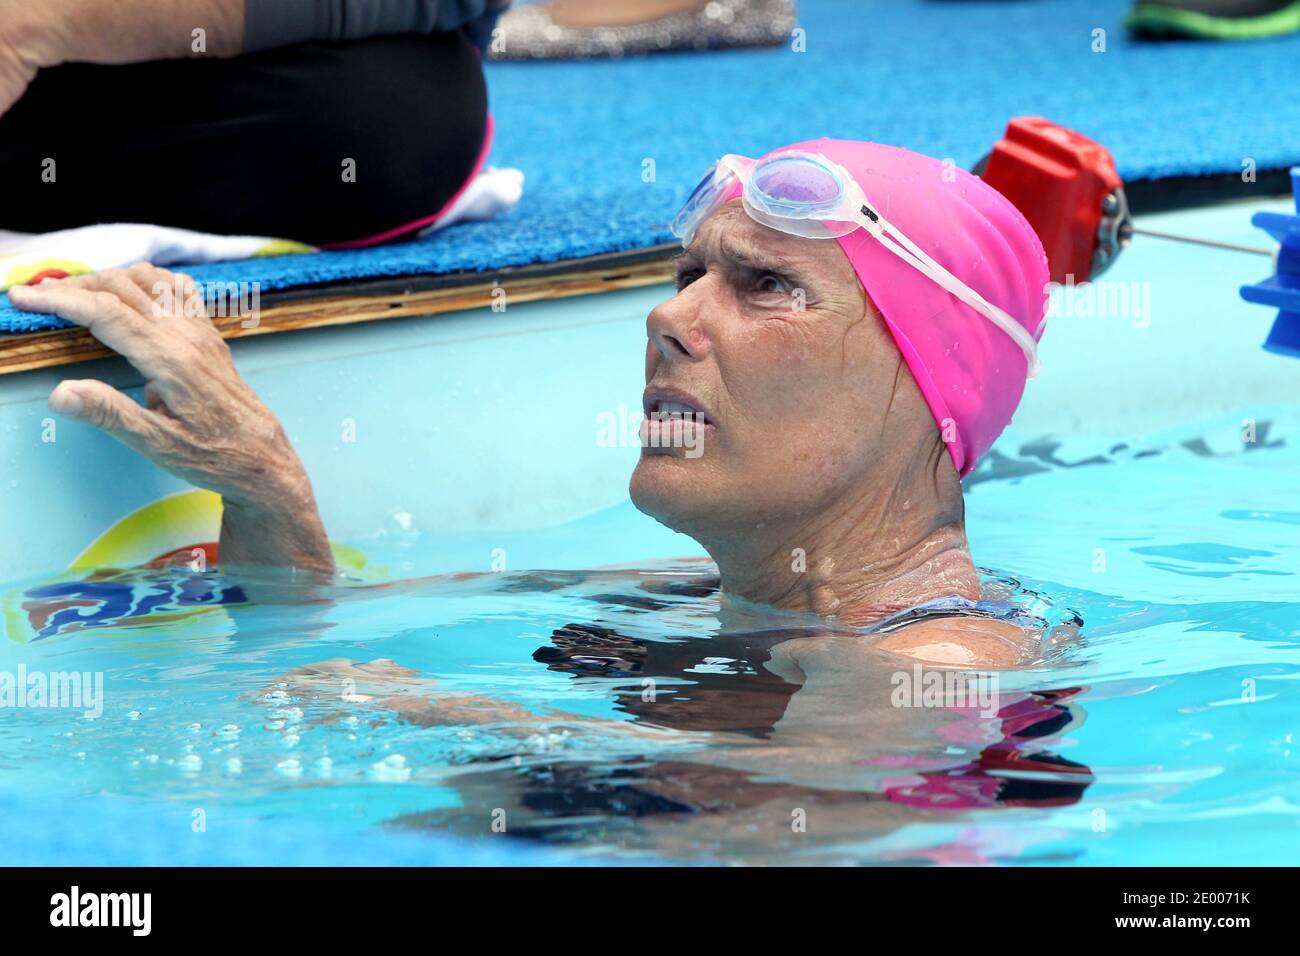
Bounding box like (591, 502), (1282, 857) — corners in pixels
(1240, 168), (1300, 358)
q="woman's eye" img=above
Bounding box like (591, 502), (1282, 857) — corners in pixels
(676, 270), (702, 290)
(755, 272), (790, 296)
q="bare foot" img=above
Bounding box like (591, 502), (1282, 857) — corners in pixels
(546, 0), (706, 29)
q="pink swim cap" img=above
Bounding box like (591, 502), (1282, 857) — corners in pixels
(723, 138), (1050, 478)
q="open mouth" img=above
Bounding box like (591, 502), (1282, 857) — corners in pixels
(642, 390), (714, 427)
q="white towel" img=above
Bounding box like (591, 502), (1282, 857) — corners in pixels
(0, 166), (524, 293)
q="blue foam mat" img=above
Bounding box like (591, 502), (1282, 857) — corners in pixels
(4, 0), (1299, 333)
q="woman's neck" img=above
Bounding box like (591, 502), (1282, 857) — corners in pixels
(701, 478), (980, 627)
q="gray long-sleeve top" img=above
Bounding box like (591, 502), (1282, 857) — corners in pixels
(244, 0), (511, 52)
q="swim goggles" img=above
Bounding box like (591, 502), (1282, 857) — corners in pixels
(670, 150), (1041, 376)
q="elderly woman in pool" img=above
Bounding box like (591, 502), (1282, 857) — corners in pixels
(9, 138), (1050, 668)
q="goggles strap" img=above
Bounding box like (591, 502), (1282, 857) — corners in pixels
(870, 217), (1042, 378)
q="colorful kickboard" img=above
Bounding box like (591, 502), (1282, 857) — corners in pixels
(2, 490), (381, 644)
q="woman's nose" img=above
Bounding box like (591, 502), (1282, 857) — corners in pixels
(647, 287), (709, 361)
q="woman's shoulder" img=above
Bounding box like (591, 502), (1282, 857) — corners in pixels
(773, 612), (1034, 675)
(871, 615), (1030, 669)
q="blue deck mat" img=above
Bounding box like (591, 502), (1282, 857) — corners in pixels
(4, 0), (1298, 333)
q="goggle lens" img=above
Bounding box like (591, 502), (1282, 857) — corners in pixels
(671, 163), (732, 243)
(751, 156), (843, 208)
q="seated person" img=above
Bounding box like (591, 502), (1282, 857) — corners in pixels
(8, 137), (1051, 667)
(0, 0), (508, 245)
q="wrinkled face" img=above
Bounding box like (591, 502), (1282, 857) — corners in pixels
(629, 203), (937, 539)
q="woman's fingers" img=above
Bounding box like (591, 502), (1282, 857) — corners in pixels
(8, 266), (225, 406)
(269, 659), (435, 704)
(98, 268), (164, 319)
(15, 264), (200, 320)
(48, 378), (177, 457)
(8, 280), (172, 381)
(124, 264), (209, 324)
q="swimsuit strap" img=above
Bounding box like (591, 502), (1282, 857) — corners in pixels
(864, 595), (1038, 636)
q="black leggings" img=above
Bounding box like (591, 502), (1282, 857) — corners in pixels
(0, 31), (489, 246)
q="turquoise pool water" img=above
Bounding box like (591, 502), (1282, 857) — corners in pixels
(2, 406), (1298, 865)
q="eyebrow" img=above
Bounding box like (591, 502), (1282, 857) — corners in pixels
(676, 235), (802, 272)
(722, 234), (801, 270)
